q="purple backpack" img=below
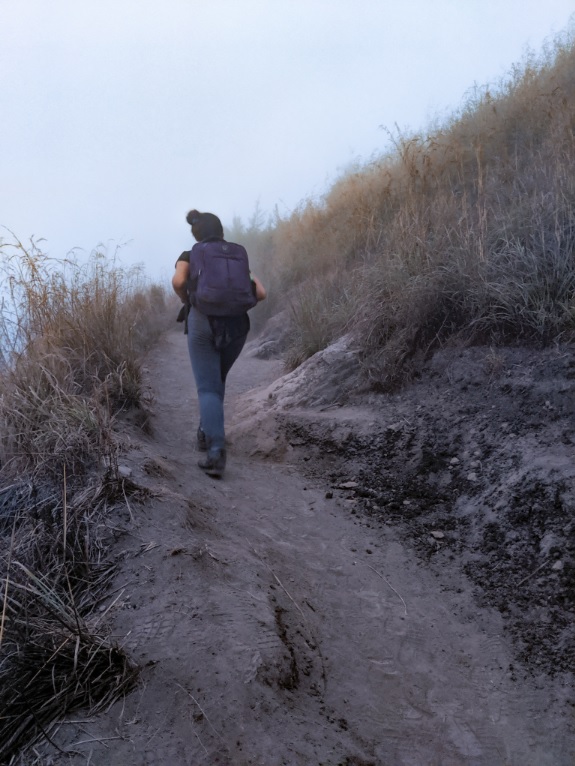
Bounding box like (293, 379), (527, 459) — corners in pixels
(189, 240), (258, 316)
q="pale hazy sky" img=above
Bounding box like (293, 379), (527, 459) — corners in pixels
(1, 1), (573, 278)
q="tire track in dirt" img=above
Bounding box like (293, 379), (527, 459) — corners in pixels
(37, 329), (574, 766)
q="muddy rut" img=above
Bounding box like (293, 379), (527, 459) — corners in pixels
(41, 329), (574, 766)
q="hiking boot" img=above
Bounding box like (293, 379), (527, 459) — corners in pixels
(197, 426), (208, 452)
(198, 448), (226, 478)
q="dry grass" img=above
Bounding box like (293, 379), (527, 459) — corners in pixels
(259, 29), (575, 387)
(283, 270), (357, 370)
(0, 242), (168, 761)
(0, 240), (168, 476)
(0, 481), (140, 763)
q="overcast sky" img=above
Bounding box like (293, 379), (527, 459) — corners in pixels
(1, 1), (573, 279)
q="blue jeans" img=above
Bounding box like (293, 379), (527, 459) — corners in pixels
(187, 308), (248, 452)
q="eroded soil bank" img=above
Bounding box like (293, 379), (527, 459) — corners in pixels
(36, 329), (574, 766)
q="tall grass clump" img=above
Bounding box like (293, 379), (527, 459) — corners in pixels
(0, 239), (168, 761)
(0, 238), (168, 475)
(266, 28), (575, 386)
(283, 270), (358, 369)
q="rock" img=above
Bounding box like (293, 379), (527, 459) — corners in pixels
(430, 530), (445, 540)
(339, 481), (359, 489)
(467, 472), (478, 482)
(118, 465), (133, 478)
(450, 457), (460, 466)
(552, 560), (564, 571)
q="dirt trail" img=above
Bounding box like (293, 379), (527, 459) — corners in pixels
(41, 329), (573, 766)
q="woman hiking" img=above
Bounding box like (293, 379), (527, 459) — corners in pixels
(172, 209), (266, 478)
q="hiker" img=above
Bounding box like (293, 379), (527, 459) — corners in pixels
(172, 209), (266, 478)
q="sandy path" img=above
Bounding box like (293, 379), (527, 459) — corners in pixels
(43, 330), (574, 766)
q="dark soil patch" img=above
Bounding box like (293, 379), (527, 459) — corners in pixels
(279, 344), (575, 678)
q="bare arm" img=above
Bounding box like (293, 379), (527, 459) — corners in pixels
(172, 260), (189, 303)
(252, 274), (267, 301)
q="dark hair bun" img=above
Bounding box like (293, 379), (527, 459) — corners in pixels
(185, 209), (224, 241)
(186, 209), (201, 225)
